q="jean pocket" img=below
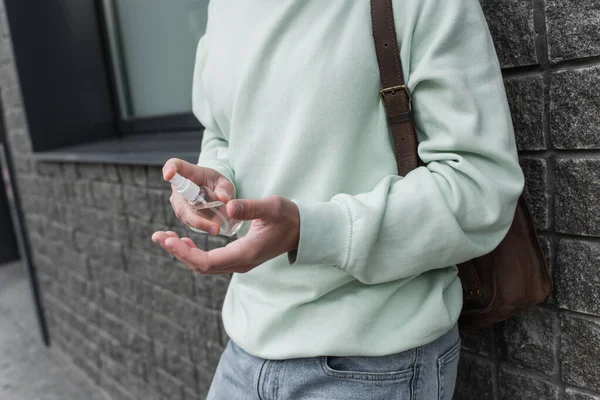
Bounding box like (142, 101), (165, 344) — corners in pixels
(437, 339), (461, 400)
(320, 350), (416, 382)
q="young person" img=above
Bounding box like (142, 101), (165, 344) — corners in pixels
(152, 0), (524, 398)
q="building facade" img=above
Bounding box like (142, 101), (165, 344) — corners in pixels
(0, 1), (599, 399)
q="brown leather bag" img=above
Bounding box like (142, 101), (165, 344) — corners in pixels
(370, 0), (553, 331)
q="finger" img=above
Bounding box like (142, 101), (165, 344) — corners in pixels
(204, 237), (257, 271)
(172, 197), (220, 235)
(164, 237), (213, 272)
(181, 237), (197, 248)
(163, 158), (206, 182)
(227, 197), (279, 221)
(152, 231), (175, 252)
(215, 176), (235, 202)
(152, 231), (167, 243)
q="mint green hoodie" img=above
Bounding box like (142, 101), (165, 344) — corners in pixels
(194, 0), (524, 359)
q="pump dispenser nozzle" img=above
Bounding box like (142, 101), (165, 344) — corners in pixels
(167, 173), (242, 237)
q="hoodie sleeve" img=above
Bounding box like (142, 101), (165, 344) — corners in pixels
(289, 0), (525, 284)
(193, 35), (235, 187)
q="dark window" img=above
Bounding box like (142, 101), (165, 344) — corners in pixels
(5, 0), (208, 165)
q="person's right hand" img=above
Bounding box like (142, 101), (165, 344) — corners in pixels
(162, 158), (235, 235)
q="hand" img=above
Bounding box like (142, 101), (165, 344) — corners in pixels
(162, 158), (235, 235)
(151, 196), (300, 274)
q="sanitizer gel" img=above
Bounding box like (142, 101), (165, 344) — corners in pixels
(169, 173), (242, 237)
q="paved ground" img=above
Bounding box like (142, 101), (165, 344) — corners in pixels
(0, 261), (110, 400)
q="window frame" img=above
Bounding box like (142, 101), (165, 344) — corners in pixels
(5, 0), (202, 164)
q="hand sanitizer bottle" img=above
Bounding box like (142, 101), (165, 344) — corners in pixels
(169, 173), (242, 237)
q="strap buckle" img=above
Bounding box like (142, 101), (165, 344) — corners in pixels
(379, 85), (412, 109)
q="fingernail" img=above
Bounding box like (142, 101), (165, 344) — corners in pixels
(209, 226), (219, 235)
(162, 163), (175, 179)
(217, 189), (230, 200)
(235, 202), (242, 217)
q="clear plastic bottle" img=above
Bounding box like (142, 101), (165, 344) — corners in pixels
(169, 173), (242, 237)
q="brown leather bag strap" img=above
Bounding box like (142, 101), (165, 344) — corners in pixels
(370, 0), (419, 176)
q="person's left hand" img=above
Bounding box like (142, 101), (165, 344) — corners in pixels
(152, 196), (300, 274)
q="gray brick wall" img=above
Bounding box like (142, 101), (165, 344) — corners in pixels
(0, 1), (598, 399)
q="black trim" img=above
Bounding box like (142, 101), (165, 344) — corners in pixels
(0, 102), (50, 346)
(34, 131), (203, 167)
(95, 0), (134, 119)
(5, 0), (117, 151)
(119, 113), (202, 134)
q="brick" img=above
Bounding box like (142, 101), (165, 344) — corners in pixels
(29, 232), (62, 260)
(183, 388), (202, 400)
(50, 312), (101, 368)
(194, 274), (230, 311)
(149, 368), (185, 400)
(498, 367), (559, 400)
(145, 284), (221, 341)
(69, 179), (94, 206)
(147, 166), (167, 188)
(103, 164), (120, 182)
(97, 332), (149, 380)
(101, 289), (153, 335)
(519, 158), (549, 229)
(197, 363), (216, 396)
(555, 159), (600, 236)
(100, 354), (163, 400)
(561, 314), (600, 392)
(479, 0), (537, 68)
(148, 313), (188, 357)
(118, 165), (148, 186)
(90, 258), (130, 293)
(550, 67), (600, 149)
(73, 207), (128, 241)
(504, 75), (545, 151)
(189, 339), (223, 370)
(460, 326), (495, 357)
(566, 388), (600, 400)
(61, 247), (91, 278)
(555, 240), (600, 315)
(546, 0), (600, 62)
(126, 251), (195, 299)
(153, 342), (197, 391)
(148, 189), (169, 225)
(501, 308), (557, 375)
(128, 218), (168, 258)
(91, 181), (124, 212)
(454, 353), (495, 400)
(60, 291), (100, 326)
(34, 161), (62, 176)
(61, 163), (79, 179)
(99, 373), (136, 400)
(97, 311), (152, 356)
(45, 220), (73, 243)
(124, 185), (152, 222)
(74, 230), (124, 268)
(24, 214), (47, 236)
(77, 164), (106, 180)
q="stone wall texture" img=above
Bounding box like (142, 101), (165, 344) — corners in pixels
(0, 1), (599, 399)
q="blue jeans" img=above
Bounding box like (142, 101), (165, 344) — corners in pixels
(206, 324), (460, 400)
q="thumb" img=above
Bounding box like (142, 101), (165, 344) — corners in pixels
(227, 198), (277, 221)
(214, 178), (235, 203)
